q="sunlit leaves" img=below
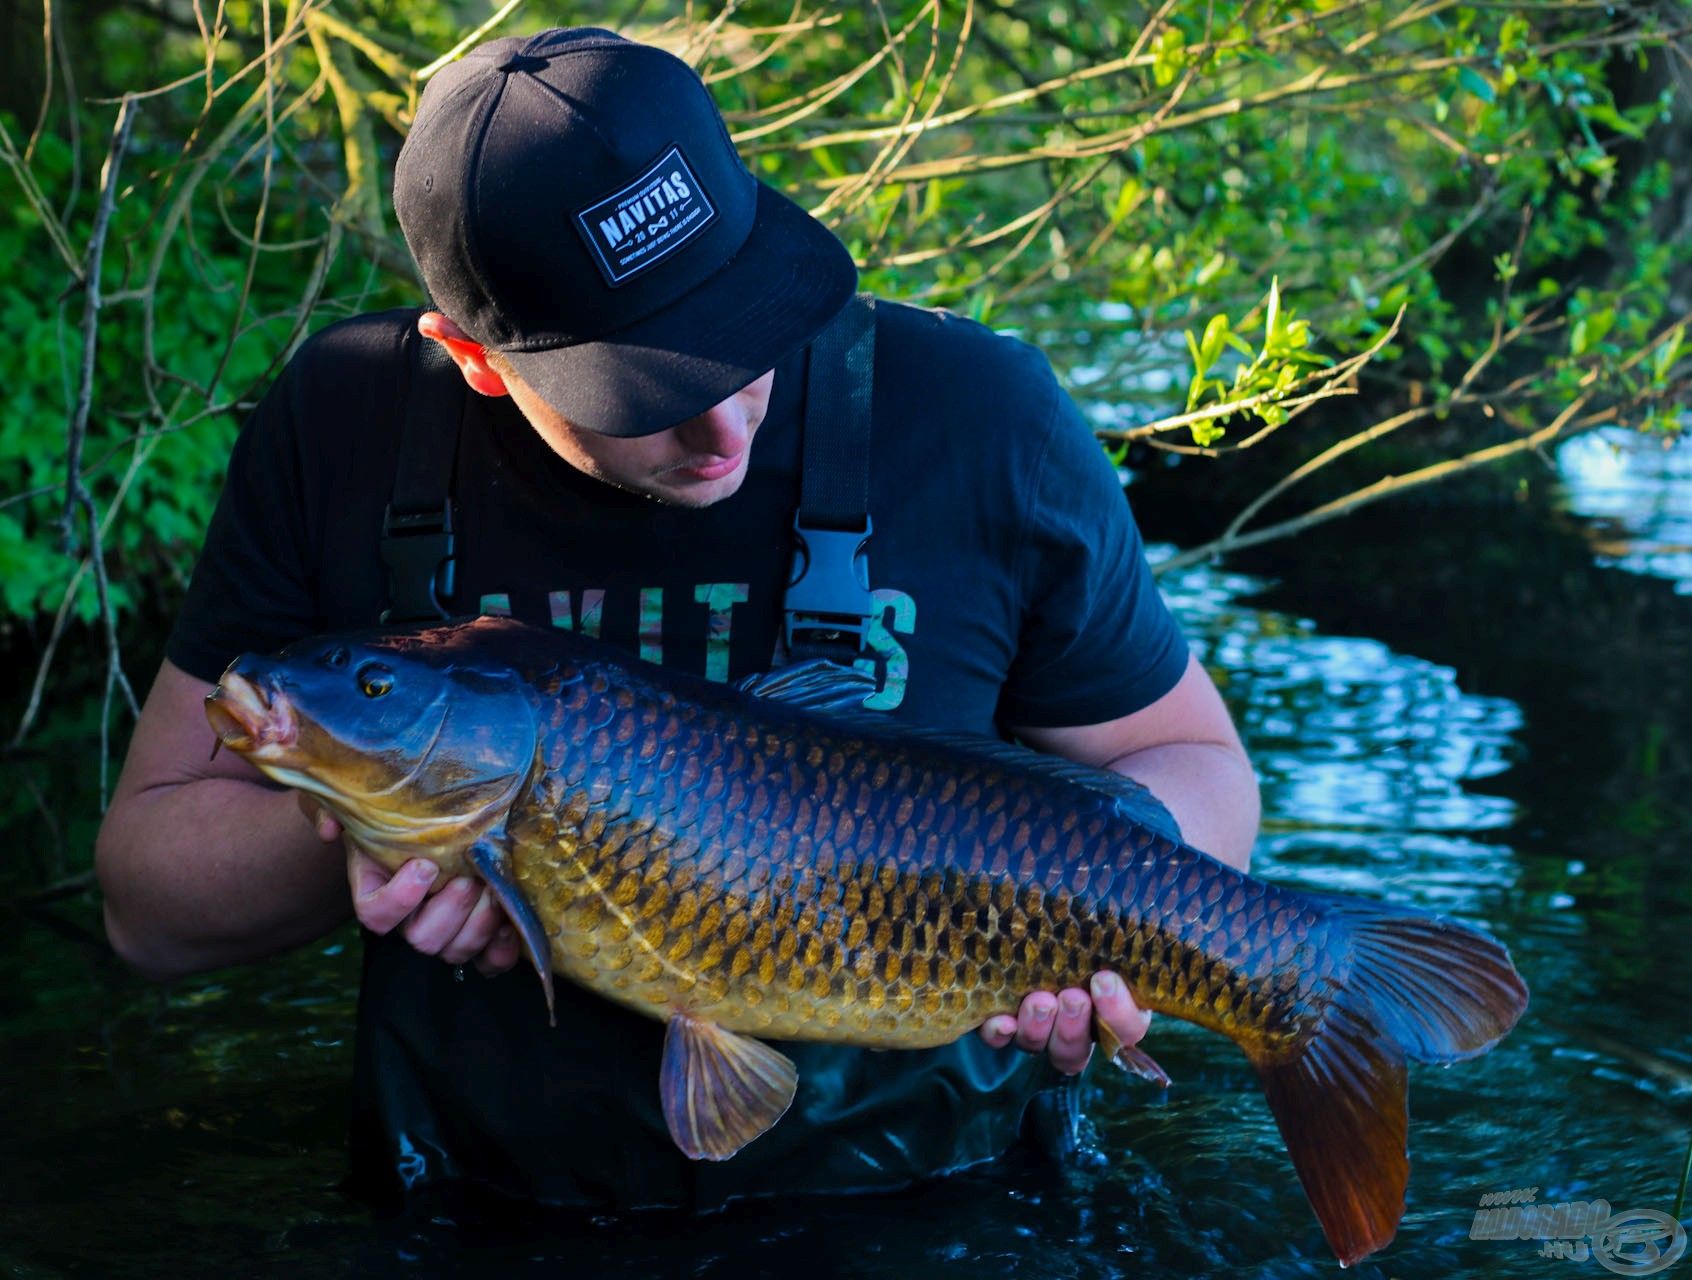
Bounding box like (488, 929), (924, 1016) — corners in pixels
(1151, 28), (1187, 88)
(1181, 278), (1331, 446)
(0, 0), (1685, 637)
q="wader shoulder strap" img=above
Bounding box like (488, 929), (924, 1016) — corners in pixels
(785, 294), (877, 661)
(379, 327), (465, 624)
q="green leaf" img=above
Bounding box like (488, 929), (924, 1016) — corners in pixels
(1184, 327), (1203, 371)
(1152, 28), (1187, 88)
(1458, 67), (1496, 104)
(810, 146), (844, 180)
(921, 179), (943, 222)
(1190, 418), (1225, 447)
(1580, 101), (1645, 140)
(1111, 178), (1142, 224)
(1199, 313), (1231, 367)
(1194, 252), (1227, 287)
(1653, 326), (1685, 381)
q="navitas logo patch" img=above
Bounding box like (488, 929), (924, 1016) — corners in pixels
(574, 146), (717, 287)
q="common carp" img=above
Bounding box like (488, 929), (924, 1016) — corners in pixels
(206, 616), (1527, 1266)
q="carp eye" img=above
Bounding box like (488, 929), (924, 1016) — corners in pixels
(357, 664), (394, 698)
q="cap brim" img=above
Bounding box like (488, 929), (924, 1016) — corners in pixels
(502, 182), (858, 437)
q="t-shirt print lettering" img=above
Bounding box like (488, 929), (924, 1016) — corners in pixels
(478, 583), (916, 710)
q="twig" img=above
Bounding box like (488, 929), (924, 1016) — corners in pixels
(416, 0), (526, 81)
(0, 116), (82, 276)
(59, 97), (138, 553)
(203, 0), (282, 399)
(729, 6), (931, 145)
(19, 771), (62, 883)
(699, 1), (822, 85)
(25, 0), (56, 161)
(10, 559), (88, 752)
(1097, 309), (1403, 447)
(1154, 401), (1613, 576)
(15, 870), (97, 908)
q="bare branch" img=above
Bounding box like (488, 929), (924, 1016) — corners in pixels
(60, 97), (138, 552)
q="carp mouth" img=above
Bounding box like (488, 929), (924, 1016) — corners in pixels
(206, 670), (298, 759)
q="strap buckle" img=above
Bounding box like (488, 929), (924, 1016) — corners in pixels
(784, 515), (874, 655)
(378, 502), (455, 623)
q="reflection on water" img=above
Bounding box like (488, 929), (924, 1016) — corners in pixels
(3, 543), (1688, 1277)
(1559, 429), (1692, 594)
(1162, 559), (1521, 843)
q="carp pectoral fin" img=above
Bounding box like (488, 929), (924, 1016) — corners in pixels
(468, 839), (556, 1028)
(1093, 1015), (1171, 1087)
(660, 1013), (798, 1162)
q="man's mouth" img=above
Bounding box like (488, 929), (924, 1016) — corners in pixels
(670, 453), (744, 482)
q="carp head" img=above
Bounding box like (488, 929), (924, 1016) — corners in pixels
(206, 630), (540, 872)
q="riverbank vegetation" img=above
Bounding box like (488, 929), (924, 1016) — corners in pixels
(0, 0), (1687, 885)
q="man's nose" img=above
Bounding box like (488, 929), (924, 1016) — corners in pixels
(673, 397), (751, 456)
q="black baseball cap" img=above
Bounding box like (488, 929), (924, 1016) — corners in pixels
(393, 27), (858, 437)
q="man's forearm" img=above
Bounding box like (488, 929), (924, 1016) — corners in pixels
(1106, 741), (1260, 871)
(97, 779), (350, 981)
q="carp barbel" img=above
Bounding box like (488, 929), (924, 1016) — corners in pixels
(206, 616), (1527, 1266)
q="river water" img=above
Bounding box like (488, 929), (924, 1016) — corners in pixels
(2, 435), (1688, 1278)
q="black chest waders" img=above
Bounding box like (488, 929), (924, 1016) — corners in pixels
(353, 299), (1078, 1212)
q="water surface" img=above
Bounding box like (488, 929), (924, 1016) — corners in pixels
(3, 483), (1688, 1277)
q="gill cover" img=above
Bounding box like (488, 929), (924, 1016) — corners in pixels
(214, 630), (541, 863)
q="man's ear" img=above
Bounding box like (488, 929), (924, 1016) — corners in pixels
(418, 311), (510, 398)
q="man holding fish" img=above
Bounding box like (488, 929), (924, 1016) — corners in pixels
(96, 28), (1261, 1213)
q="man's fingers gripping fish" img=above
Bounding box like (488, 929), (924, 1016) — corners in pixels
(206, 617), (1529, 1267)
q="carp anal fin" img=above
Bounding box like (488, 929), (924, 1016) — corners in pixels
(1248, 900), (1529, 1266)
(1093, 1014), (1171, 1087)
(468, 837), (556, 1028)
(660, 1013), (798, 1162)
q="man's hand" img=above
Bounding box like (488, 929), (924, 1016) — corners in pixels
(298, 796), (521, 977)
(977, 971), (1150, 1075)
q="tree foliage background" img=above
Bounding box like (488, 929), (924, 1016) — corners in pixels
(0, 0), (1688, 878)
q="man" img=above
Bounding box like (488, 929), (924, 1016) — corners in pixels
(96, 27), (1258, 1209)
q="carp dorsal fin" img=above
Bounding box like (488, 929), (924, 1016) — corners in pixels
(660, 1013), (798, 1161)
(738, 661), (1183, 843)
(735, 659), (878, 714)
(468, 836), (556, 1027)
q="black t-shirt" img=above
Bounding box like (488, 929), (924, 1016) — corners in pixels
(167, 299), (1190, 1208)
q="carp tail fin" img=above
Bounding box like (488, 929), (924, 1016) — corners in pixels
(1246, 901), (1529, 1266)
(1249, 1003), (1410, 1268)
